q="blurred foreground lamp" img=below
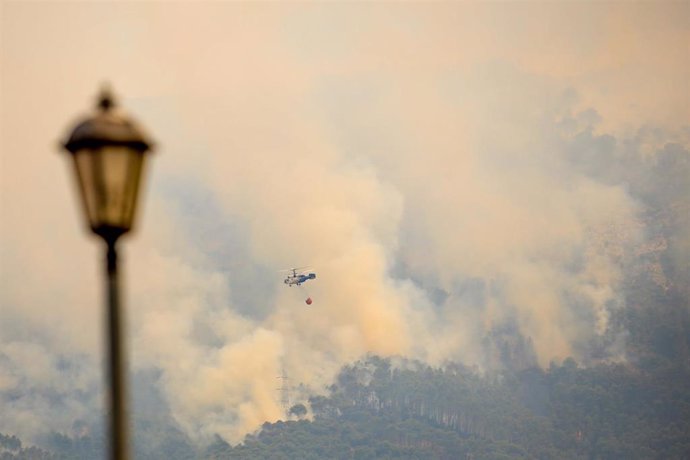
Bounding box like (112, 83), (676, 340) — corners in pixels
(61, 87), (154, 460)
(64, 88), (153, 242)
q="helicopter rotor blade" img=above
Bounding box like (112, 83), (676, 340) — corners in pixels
(278, 266), (311, 272)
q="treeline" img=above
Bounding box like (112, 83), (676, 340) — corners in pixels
(203, 350), (690, 460)
(0, 433), (55, 460)
(6, 342), (690, 460)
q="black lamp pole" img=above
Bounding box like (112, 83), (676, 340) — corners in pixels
(62, 87), (154, 460)
(106, 237), (125, 460)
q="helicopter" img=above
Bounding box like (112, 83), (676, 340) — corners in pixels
(281, 267), (317, 287)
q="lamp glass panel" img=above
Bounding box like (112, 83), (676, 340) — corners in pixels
(73, 146), (145, 232)
(73, 149), (98, 229)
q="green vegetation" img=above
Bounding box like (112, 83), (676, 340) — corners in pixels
(3, 302), (689, 460)
(203, 349), (689, 459)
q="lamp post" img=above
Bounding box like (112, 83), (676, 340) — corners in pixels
(62, 87), (154, 460)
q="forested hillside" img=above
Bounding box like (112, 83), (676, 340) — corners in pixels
(3, 132), (689, 460)
(5, 253), (690, 459)
(204, 350), (689, 459)
(3, 274), (689, 459)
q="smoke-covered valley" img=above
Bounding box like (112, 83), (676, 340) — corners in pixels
(1, 2), (688, 455)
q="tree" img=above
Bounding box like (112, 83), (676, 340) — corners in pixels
(289, 403), (308, 419)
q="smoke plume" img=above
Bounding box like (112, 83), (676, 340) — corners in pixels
(1, 1), (688, 445)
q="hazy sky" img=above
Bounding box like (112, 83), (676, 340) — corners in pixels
(1, 1), (688, 444)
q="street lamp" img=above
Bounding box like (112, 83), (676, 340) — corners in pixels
(61, 86), (154, 460)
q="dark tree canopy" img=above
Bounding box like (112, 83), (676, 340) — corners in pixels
(288, 404), (308, 419)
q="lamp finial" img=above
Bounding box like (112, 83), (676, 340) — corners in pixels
(98, 83), (115, 111)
